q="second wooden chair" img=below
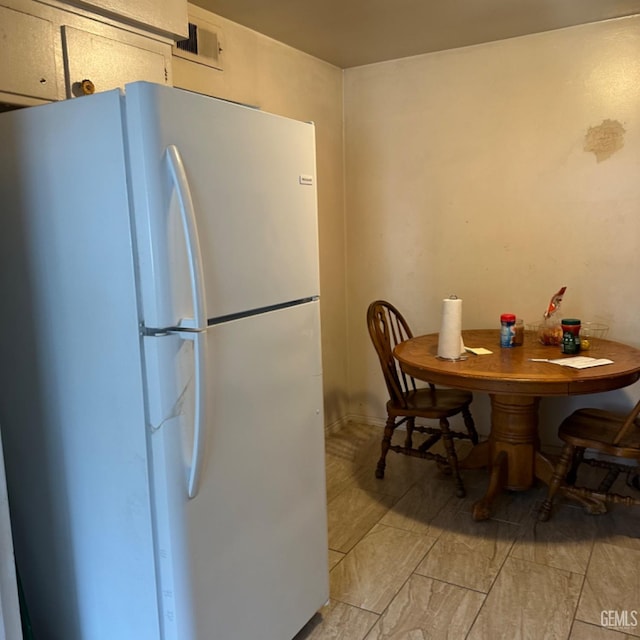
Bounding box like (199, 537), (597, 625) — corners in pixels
(538, 399), (640, 521)
(367, 300), (478, 497)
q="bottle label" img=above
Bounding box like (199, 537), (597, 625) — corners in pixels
(500, 324), (515, 347)
(561, 332), (580, 354)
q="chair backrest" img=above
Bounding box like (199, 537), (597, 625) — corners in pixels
(367, 300), (426, 407)
(613, 396), (640, 446)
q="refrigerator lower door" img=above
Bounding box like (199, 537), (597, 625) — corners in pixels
(144, 300), (328, 640)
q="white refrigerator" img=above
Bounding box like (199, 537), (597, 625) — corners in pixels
(0, 82), (329, 640)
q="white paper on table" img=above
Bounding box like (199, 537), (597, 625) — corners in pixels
(544, 356), (614, 369)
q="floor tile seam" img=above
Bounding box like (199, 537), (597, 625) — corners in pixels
(325, 480), (400, 511)
(508, 554), (589, 579)
(328, 519), (377, 555)
(329, 522), (377, 555)
(470, 526), (520, 594)
(364, 571), (418, 632)
(411, 562), (492, 596)
(406, 506), (523, 594)
(574, 615), (640, 639)
(414, 531), (520, 598)
(360, 611), (382, 640)
(376, 493), (456, 541)
(485, 514), (530, 525)
(508, 554), (587, 624)
(506, 554), (588, 580)
(507, 520), (593, 576)
(575, 529), (598, 621)
(328, 508), (417, 555)
(364, 572), (488, 639)
(329, 521), (443, 615)
(462, 556), (586, 640)
(322, 598), (382, 640)
(595, 536), (640, 553)
(408, 572), (489, 597)
(576, 539), (640, 635)
(326, 593), (382, 617)
(369, 480), (419, 502)
(365, 476), (444, 536)
(566, 618), (578, 640)
(327, 549), (347, 572)
(465, 523), (515, 640)
(570, 619), (633, 639)
(325, 477), (362, 506)
(462, 583), (490, 640)
(364, 521), (441, 577)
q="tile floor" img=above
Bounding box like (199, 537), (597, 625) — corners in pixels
(295, 422), (640, 640)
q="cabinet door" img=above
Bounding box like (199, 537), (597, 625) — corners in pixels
(63, 26), (169, 98)
(61, 0), (188, 39)
(0, 6), (58, 101)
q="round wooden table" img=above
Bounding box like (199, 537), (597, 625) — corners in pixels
(394, 329), (640, 520)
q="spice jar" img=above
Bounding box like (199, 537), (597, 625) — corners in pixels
(560, 318), (581, 354)
(500, 314), (516, 348)
(513, 319), (524, 346)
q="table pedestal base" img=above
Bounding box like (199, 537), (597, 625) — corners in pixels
(460, 394), (557, 521)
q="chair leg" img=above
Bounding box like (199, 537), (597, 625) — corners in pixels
(462, 406), (479, 445)
(539, 444), (574, 522)
(598, 468), (620, 493)
(567, 446), (619, 493)
(628, 472), (640, 492)
(404, 417), (415, 449)
(566, 447), (584, 485)
(375, 414), (396, 479)
(440, 418), (465, 498)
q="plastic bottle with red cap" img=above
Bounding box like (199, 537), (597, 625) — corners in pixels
(500, 313), (516, 348)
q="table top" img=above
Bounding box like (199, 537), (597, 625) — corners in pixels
(394, 329), (640, 396)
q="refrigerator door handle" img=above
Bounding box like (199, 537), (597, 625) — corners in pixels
(165, 145), (207, 331)
(178, 330), (207, 499)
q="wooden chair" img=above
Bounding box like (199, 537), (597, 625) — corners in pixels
(538, 399), (640, 521)
(367, 300), (478, 497)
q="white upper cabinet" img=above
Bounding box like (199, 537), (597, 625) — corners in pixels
(59, 0), (188, 40)
(63, 26), (169, 97)
(0, 0), (186, 106)
(0, 6), (59, 103)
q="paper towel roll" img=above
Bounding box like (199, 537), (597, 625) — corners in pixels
(437, 296), (465, 360)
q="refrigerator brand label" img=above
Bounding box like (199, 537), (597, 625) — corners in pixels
(299, 174), (314, 185)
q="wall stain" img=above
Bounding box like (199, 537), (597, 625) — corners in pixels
(584, 119), (625, 162)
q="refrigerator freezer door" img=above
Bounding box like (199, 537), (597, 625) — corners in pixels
(144, 300), (328, 640)
(125, 82), (320, 329)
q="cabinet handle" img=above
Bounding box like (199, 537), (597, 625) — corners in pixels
(80, 79), (95, 95)
(71, 79), (96, 98)
(71, 79), (96, 97)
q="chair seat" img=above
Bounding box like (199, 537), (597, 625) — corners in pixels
(390, 387), (473, 418)
(560, 408), (640, 458)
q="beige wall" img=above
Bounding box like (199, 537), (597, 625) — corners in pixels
(172, 5), (349, 429)
(345, 17), (640, 441)
(173, 9), (640, 442)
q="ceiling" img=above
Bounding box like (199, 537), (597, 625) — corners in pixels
(190, 0), (640, 68)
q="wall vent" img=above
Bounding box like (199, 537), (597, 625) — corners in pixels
(173, 18), (223, 71)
